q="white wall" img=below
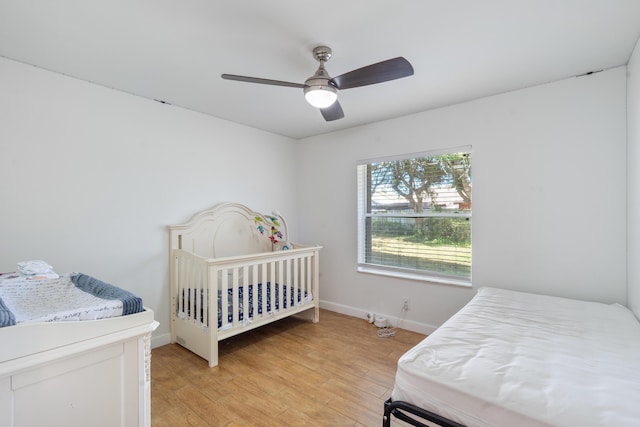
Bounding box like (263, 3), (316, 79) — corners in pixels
(628, 38), (640, 319)
(297, 67), (628, 333)
(0, 54), (632, 341)
(0, 57), (298, 345)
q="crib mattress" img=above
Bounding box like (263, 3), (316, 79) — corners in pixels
(0, 272), (144, 327)
(391, 287), (640, 427)
(180, 283), (311, 330)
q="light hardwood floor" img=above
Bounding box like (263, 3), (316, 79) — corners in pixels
(151, 309), (426, 426)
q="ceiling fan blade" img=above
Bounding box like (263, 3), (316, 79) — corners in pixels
(331, 57), (414, 90)
(221, 74), (305, 88)
(320, 101), (344, 121)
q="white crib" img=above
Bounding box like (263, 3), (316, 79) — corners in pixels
(168, 202), (321, 367)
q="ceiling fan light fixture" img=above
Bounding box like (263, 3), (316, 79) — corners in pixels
(304, 84), (338, 109)
(221, 45), (413, 122)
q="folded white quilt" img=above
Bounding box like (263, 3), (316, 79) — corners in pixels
(17, 260), (57, 277)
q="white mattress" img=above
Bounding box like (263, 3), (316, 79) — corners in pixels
(0, 273), (123, 323)
(391, 287), (640, 427)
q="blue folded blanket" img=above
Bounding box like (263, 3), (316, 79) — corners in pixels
(71, 273), (143, 316)
(0, 298), (16, 327)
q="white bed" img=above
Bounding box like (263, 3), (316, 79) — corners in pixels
(168, 202), (322, 367)
(0, 271), (158, 427)
(385, 287), (640, 427)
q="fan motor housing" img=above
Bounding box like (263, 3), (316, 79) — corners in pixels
(312, 46), (332, 62)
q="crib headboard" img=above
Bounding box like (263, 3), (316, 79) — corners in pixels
(168, 202), (290, 258)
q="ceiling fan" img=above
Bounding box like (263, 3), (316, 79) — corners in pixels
(221, 46), (414, 122)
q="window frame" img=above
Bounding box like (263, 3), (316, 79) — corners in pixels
(356, 146), (472, 287)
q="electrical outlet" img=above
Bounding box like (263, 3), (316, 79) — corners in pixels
(402, 298), (410, 312)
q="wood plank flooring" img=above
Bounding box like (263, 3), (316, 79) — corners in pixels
(151, 309), (426, 426)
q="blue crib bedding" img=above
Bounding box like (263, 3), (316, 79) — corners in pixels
(181, 282), (309, 328)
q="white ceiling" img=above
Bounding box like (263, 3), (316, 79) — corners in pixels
(1, 1), (639, 139)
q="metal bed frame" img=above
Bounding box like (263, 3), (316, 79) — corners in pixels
(383, 399), (466, 427)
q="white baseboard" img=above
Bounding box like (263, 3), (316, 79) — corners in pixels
(319, 299), (437, 336)
(151, 332), (171, 349)
(150, 301), (437, 350)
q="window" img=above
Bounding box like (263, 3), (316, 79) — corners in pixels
(357, 146), (472, 285)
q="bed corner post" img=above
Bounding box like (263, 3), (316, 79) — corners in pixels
(312, 247), (320, 323)
(168, 229), (179, 345)
(383, 399), (393, 427)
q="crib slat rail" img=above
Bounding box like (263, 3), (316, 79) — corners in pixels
(170, 245), (321, 367)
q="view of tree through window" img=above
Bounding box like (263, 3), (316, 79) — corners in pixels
(357, 148), (472, 281)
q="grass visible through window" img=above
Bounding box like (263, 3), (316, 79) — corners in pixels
(370, 236), (471, 277)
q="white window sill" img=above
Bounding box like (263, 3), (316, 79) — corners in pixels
(357, 265), (472, 288)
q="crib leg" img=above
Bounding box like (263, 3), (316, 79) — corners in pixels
(297, 306), (320, 323)
(208, 353), (219, 367)
(209, 338), (219, 367)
